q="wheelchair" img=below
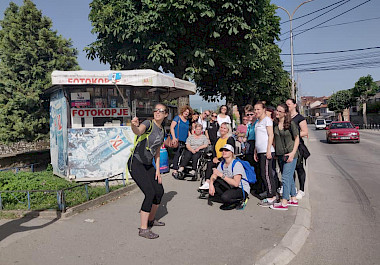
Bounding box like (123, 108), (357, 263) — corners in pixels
(177, 144), (214, 181)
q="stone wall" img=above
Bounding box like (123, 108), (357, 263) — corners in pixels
(350, 114), (380, 125)
(0, 140), (49, 158)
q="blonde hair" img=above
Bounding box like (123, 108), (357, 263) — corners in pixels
(220, 122), (232, 137)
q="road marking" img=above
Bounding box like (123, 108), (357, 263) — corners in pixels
(327, 155), (376, 224)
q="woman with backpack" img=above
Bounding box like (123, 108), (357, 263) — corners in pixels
(128, 103), (177, 239)
(209, 143), (250, 210)
(286, 98), (309, 200)
(270, 104), (300, 211)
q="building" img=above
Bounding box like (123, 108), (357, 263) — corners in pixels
(300, 96), (335, 123)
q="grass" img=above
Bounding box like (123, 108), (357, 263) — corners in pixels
(0, 169), (126, 213)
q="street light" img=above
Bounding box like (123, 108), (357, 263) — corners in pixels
(276, 0), (314, 102)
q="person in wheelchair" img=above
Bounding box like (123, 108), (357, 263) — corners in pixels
(177, 124), (209, 178)
(199, 122), (235, 190)
(209, 143), (250, 210)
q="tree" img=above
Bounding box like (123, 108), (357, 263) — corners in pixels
(0, 0), (80, 143)
(352, 75), (378, 125)
(86, 0), (290, 110)
(327, 90), (355, 121)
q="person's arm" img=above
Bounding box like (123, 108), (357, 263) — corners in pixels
(212, 167), (241, 187)
(131, 117), (147, 136)
(266, 125), (274, 159)
(254, 147), (258, 162)
(154, 146), (161, 184)
(170, 119), (178, 142)
(287, 123), (300, 163)
(299, 120), (309, 138)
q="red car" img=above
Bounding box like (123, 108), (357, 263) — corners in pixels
(326, 121), (360, 143)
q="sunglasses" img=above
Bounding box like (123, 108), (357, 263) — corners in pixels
(276, 109), (285, 113)
(212, 115), (217, 117)
(153, 108), (166, 113)
(246, 113), (254, 116)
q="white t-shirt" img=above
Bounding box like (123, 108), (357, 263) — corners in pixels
(255, 116), (275, 154)
(217, 115), (231, 126)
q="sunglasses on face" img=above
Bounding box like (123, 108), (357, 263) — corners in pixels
(212, 115), (217, 118)
(276, 109), (285, 113)
(153, 108), (166, 113)
(246, 113), (254, 116)
(221, 149), (231, 152)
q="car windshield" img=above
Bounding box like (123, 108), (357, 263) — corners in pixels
(330, 122), (354, 129)
(316, 120), (325, 125)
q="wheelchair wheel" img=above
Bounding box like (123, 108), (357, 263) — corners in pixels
(177, 171), (185, 180)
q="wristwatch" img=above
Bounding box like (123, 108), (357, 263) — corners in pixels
(221, 174), (226, 179)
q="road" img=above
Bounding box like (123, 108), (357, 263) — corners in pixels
(292, 127), (380, 265)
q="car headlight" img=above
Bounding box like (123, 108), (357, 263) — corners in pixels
(331, 133), (338, 136)
(351, 132), (358, 136)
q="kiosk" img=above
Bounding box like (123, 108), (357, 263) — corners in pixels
(46, 70), (196, 180)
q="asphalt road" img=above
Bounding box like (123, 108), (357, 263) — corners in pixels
(292, 127), (380, 265)
(0, 164), (297, 265)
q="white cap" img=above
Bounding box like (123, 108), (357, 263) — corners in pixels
(219, 144), (234, 153)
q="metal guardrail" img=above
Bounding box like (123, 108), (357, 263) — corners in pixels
(0, 172), (127, 212)
(0, 163), (39, 173)
(354, 124), (380, 130)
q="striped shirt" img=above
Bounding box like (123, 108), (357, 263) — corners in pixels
(185, 134), (209, 150)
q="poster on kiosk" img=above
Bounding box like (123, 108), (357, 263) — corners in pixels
(47, 70), (196, 181)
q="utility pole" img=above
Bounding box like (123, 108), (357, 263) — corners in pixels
(276, 0), (314, 102)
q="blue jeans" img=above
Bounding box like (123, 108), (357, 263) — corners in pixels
(278, 156), (298, 200)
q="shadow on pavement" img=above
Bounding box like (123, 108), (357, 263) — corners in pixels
(155, 191), (177, 221)
(0, 211), (59, 242)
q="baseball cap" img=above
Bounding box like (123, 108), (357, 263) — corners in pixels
(219, 144), (234, 153)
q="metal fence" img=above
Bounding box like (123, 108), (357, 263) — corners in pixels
(0, 172), (127, 212)
(355, 124), (380, 130)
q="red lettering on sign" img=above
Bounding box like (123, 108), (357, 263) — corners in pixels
(91, 78), (97, 83)
(111, 109), (116, 115)
(110, 135), (123, 151)
(91, 110), (97, 116)
(123, 109), (128, 115)
(73, 78), (80, 84)
(78, 110), (84, 116)
(72, 109), (78, 117)
(68, 78), (73, 83)
(105, 109), (110, 115)
(85, 78), (91, 83)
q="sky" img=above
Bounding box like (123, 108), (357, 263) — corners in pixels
(1, 0), (379, 107)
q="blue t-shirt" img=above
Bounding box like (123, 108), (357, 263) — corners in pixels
(246, 120), (258, 141)
(173, 115), (189, 142)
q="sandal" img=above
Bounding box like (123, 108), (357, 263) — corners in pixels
(148, 219), (165, 228)
(138, 228), (159, 239)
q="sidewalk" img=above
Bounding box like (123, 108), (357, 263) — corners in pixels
(0, 168), (310, 265)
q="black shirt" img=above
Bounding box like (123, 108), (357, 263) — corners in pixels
(206, 121), (219, 144)
(292, 113), (305, 143)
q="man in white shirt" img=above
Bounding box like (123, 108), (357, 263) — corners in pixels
(198, 110), (210, 132)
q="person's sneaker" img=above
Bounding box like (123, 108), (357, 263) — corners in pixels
(172, 171), (178, 179)
(189, 169), (196, 176)
(178, 167), (184, 172)
(296, 190), (305, 200)
(199, 181), (209, 190)
(148, 219), (165, 228)
(220, 203), (238, 210)
(138, 228), (159, 239)
(270, 202), (288, 211)
(258, 198), (275, 207)
(288, 200), (299, 207)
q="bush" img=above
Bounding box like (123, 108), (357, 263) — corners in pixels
(0, 171), (124, 210)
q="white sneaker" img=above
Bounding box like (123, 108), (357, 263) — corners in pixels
(296, 190), (305, 200)
(199, 182), (209, 190)
(189, 170), (196, 176)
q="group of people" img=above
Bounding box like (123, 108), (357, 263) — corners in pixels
(128, 99), (308, 239)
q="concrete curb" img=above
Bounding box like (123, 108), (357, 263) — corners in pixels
(62, 183), (137, 218)
(254, 144), (312, 265)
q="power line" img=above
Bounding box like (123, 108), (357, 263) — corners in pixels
(292, 16), (380, 32)
(281, 46), (380, 56)
(280, 0), (352, 36)
(280, 0), (348, 25)
(290, 0), (373, 40)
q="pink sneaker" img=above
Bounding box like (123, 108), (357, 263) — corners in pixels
(288, 200), (298, 207)
(270, 202), (288, 211)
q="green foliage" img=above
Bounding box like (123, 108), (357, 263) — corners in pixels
(86, 0), (290, 107)
(0, 0), (80, 143)
(352, 75), (378, 104)
(327, 90), (355, 114)
(0, 171), (124, 210)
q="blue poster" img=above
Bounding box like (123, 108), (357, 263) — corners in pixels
(50, 90), (68, 177)
(67, 127), (134, 179)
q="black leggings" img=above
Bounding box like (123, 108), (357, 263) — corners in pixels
(213, 178), (247, 205)
(128, 157), (164, 213)
(258, 153), (277, 198)
(205, 160), (218, 180)
(180, 149), (202, 170)
(172, 141), (185, 170)
(294, 159), (306, 192)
